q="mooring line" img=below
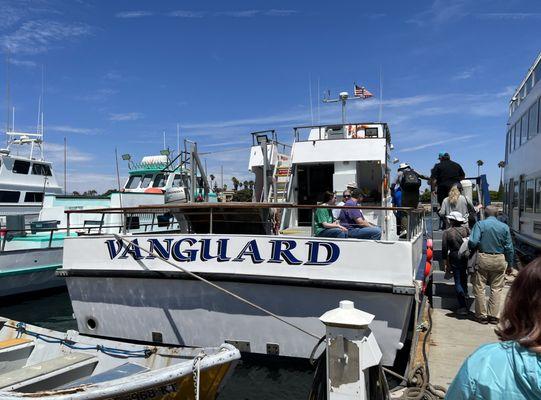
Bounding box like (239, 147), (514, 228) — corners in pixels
(113, 234), (321, 340)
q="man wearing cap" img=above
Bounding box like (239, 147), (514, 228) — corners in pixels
(442, 211), (470, 316)
(430, 152), (466, 206)
(338, 188), (382, 240)
(468, 205), (514, 324)
(395, 163), (429, 236)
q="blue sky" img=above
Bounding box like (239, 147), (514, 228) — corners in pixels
(0, 0), (540, 192)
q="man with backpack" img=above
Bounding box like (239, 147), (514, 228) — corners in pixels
(430, 152), (466, 206)
(442, 211), (471, 316)
(395, 163), (429, 236)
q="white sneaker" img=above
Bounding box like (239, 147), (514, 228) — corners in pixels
(399, 230), (408, 238)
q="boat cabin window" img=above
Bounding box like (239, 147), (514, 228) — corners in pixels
(31, 163), (52, 176)
(172, 174), (183, 187)
(126, 175), (142, 189)
(536, 179), (541, 213)
(526, 180), (535, 213)
(0, 190), (20, 203)
(24, 192), (44, 202)
(153, 173), (167, 188)
(140, 174), (153, 188)
(12, 160), (30, 174)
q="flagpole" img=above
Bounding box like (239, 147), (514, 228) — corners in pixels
(308, 73), (314, 125)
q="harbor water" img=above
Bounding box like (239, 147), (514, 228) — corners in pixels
(0, 290), (314, 400)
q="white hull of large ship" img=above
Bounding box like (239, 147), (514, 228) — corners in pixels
(0, 247), (64, 297)
(64, 273), (414, 366)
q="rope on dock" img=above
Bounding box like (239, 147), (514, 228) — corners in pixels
(113, 234), (321, 340)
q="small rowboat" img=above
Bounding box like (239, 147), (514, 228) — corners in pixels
(0, 317), (240, 399)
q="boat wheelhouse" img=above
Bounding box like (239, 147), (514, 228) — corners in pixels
(58, 122), (426, 368)
(0, 131), (62, 220)
(504, 51), (541, 260)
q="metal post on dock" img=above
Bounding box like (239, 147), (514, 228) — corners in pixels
(319, 300), (383, 400)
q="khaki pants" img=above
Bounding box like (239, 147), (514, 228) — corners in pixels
(472, 253), (507, 318)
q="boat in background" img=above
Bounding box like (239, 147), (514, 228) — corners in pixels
(504, 51), (541, 262)
(0, 317), (239, 399)
(0, 128), (62, 223)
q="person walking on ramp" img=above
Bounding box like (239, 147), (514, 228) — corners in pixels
(468, 205), (514, 324)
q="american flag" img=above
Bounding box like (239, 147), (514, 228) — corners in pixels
(354, 84), (373, 99)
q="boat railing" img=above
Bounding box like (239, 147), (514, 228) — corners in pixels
(293, 122), (389, 142)
(63, 203), (425, 241)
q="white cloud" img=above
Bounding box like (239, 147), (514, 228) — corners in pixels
(8, 58), (37, 68)
(49, 125), (98, 135)
(264, 9), (297, 17)
(77, 88), (118, 102)
(477, 13), (541, 20)
(215, 10), (260, 18)
(167, 10), (205, 18)
(1, 20), (92, 54)
(45, 142), (93, 162)
(407, 0), (468, 26)
(115, 11), (154, 18)
(109, 112), (144, 121)
(452, 66), (481, 80)
(399, 134), (477, 153)
(66, 172), (118, 193)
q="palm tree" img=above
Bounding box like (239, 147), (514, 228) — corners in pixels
(476, 160), (484, 177)
(209, 174), (215, 188)
(248, 180), (255, 190)
(243, 180), (249, 190)
(498, 161), (506, 201)
(231, 177), (239, 191)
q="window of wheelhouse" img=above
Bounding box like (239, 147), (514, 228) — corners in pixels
(536, 179), (541, 213)
(152, 173), (167, 188)
(172, 174), (183, 187)
(514, 121), (520, 149)
(24, 192), (44, 203)
(12, 160), (30, 174)
(140, 174), (153, 188)
(125, 175), (142, 189)
(0, 190), (20, 203)
(521, 112), (529, 145)
(529, 100), (539, 138)
(31, 163), (52, 176)
(526, 180), (535, 213)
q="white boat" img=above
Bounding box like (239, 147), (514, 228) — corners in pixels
(58, 121), (426, 367)
(0, 317), (239, 399)
(0, 129), (62, 221)
(504, 51), (541, 261)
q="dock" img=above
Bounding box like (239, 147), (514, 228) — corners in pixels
(426, 214), (513, 389)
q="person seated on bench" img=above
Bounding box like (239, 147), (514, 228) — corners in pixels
(339, 189), (382, 240)
(314, 191), (348, 238)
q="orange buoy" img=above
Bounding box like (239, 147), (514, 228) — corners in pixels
(424, 261), (432, 279)
(426, 247), (433, 262)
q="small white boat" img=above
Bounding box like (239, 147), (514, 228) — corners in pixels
(0, 317), (240, 399)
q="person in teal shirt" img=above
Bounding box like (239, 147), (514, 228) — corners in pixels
(468, 205), (514, 324)
(447, 257), (541, 399)
(314, 191), (348, 238)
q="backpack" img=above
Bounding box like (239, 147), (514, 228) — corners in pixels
(401, 170), (421, 190)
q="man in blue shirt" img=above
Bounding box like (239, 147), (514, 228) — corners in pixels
(469, 205), (514, 324)
(338, 189), (382, 240)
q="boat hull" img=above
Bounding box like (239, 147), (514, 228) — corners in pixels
(0, 248), (64, 298)
(65, 273), (414, 366)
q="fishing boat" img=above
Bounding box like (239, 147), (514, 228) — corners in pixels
(0, 317), (239, 399)
(0, 128), (62, 222)
(58, 118), (427, 367)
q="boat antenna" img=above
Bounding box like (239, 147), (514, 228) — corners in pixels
(163, 130), (166, 151)
(379, 66), (383, 122)
(176, 123), (180, 168)
(317, 76), (321, 124)
(64, 137), (67, 194)
(308, 72), (314, 124)
(114, 147), (125, 233)
(5, 50), (10, 144)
